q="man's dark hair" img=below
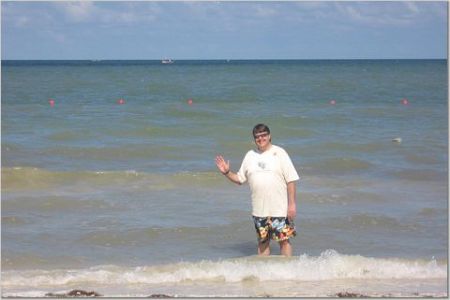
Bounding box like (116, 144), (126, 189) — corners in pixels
(253, 124), (270, 137)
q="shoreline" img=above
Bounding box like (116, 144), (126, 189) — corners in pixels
(3, 278), (447, 298)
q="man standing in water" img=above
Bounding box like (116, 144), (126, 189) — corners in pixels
(215, 124), (299, 256)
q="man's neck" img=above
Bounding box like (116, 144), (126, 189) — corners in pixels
(257, 143), (272, 153)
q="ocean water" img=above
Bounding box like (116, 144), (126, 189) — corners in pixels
(1, 59), (448, 297)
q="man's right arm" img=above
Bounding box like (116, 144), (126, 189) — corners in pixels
(215, 155), (242, 185)
(223, 170), (242, 185)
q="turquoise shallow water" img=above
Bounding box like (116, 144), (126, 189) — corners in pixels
(1, 59), (448, 296)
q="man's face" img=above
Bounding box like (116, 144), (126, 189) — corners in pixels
(253, 131), (271, 149)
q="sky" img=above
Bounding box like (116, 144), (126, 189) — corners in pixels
(1, 1), (448, 60)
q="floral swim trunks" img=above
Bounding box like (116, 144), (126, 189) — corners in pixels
(252, 216), (296, 243)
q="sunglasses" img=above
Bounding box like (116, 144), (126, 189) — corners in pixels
(254, 132), (269, 140)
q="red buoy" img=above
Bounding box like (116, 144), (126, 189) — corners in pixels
(401, 98), (409, 105)
(329, 99), (336, 105)
(48, 99), (55, 107)
(117, 98), (125, 105)
(187, 98), (193, 105)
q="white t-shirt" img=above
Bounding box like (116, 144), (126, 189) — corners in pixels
(237, 144), (300, 217)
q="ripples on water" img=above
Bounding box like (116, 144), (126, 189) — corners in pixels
(2, 60), (447, 296)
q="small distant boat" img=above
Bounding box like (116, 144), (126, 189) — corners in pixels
(161, 58), (174, 64)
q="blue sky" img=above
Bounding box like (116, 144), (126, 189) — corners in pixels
(1, 1), (448, 60)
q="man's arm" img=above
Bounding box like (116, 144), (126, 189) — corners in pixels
(223, 170), (242, 185)
(287, 181), (297, 220)
(215, 155), (242, 185)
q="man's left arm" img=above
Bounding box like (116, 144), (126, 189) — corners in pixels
(287, 181), (297, 221)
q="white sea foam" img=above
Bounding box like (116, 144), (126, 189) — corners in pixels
(2, 250), (446, 289)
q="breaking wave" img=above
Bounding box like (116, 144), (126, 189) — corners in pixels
(2, 250), (446, 289)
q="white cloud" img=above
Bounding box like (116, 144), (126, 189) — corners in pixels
(60, 1), (95, 22)
(404, 2), (420, 15)
(3, 1), (446, 37)
(2, 3), (30, 27)
(15, 16), (30, 27)
(45, 29), (67, 44)
(97, 2), (161, 24)
(50, 1), (161, 25)
(254, 4), (278, 18)
(331, 2), (446, 27)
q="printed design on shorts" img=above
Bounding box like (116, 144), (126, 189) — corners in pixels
(257, 224), (269, 241)
(270, 218), (296, 241)
(253, 217), (270, 242)
(253, 217), (296, 242)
